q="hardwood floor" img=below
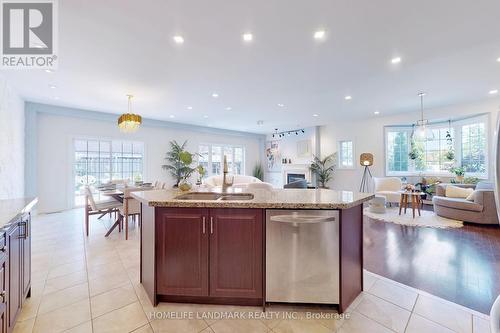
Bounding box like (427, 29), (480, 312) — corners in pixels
(364, 206), (500, 314)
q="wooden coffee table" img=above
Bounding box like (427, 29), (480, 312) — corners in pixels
(398, 191), (425, 218)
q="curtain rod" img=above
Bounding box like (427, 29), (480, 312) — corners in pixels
(384, 112), (489, 128)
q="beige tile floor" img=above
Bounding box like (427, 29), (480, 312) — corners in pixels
(13, 209), (491, 333)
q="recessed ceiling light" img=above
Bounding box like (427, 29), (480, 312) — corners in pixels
(212, 93), (219, 98)
(173, 35), (184, 44)
(225, 107), (232, 111)
(313, 114), (319, 117)
(186, 106), (193, 110)
(277, 103), (285, 107)
(374, 111), (380, 115)
(344, 95), (352, 100)
(45, 69), (54, 73)
(169, 115), (175, 119)
(242, 33), (253, 42)
(391, 57), (402, 64)
(203, 115), (209, 119)
(489, 89), (499, 95)
(53, 96), (60, 100)
(49, 84), (57, 89)
(314, 30), (326, 40)
(497, 57), (500, 62)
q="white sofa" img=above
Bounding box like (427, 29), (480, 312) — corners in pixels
(373, 177), (402, 204)
(203, 175), (263, 188)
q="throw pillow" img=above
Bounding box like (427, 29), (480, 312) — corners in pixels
(466, 191), (476, 201)
(445, 185), (474, 199)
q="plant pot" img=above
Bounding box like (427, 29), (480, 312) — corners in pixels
(456, 176), (464, 183)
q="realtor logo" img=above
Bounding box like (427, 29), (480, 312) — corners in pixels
(1, 0), (58, 69)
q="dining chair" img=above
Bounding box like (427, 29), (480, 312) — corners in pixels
(84, 186), (121, 236)
(105, 188), (143, 239)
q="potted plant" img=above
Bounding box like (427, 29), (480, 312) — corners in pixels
(309, 153), (336, 188)
(162, 140), (199, 189)
(253, 164), (264, 181)
(449, 166), (465, 183)
(196, 165), (206, 185)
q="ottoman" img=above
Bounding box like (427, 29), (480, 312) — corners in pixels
(369, 195), (387, 214)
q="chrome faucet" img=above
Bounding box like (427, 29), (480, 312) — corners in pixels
(222, 155), (233, 192)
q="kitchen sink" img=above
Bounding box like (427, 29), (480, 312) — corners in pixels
(218, 193), (254, 200)
(174, 192), (254, 201)
(174, 193), (222, 200)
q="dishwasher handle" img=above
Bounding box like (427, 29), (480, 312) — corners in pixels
(269, 215), (336, 224)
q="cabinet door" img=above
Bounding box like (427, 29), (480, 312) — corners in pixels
(156, 208), (209, 296)
(0, 248), (6, 333)
(21, 215), (31, 298)
(7, 223), (21, 329)
(209, 209), (263, 298)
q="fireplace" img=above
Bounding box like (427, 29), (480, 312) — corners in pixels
(287, 173), (306, 184)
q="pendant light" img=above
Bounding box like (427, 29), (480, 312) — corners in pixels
(415, 92), (434, 141)
(118, 94), (142, 133)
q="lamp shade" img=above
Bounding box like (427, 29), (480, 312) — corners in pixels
(360, 153), (374, 166)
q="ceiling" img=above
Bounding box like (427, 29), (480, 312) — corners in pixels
(2, 0), (500, 133)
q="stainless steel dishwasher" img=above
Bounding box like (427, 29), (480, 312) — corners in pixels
(266, 209), (339, 304)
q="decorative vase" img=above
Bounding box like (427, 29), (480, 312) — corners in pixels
(179, 182), (192, 192)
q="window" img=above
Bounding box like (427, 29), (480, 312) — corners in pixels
(338, 140), (354, 168)
(385, 114), (488, 177)
(461, 123), (486, 173)
(198, 144), (245, 177)
(74, 139), (144, 206)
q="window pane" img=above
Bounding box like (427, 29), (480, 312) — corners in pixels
(200, 144), (245, 176)
(74, 139), (144, 206)
(461, 123), (486, 173)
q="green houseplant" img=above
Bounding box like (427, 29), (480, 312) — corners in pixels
(309, 153), (337, 188)
(449, 166), (465, 183)
(253, 164), (264, 181)
(162, 140), (199, 188)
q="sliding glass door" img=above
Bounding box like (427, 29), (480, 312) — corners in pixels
(74, 139), (144, 206)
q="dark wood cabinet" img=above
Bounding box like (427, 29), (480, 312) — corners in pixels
(20, 217), (31, 299)
(153, 207), (263, 304)
(0, 235), (7, 333)
(7, 223), (21, 330)
(156, 208), (209, 296)
(209, 209), (262, 299)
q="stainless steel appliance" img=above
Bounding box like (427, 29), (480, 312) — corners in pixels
(266, 209), (339, 304)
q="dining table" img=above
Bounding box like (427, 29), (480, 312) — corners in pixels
(100, 185), (154, 239)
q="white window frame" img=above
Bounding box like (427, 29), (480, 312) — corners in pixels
(72, 137), (146, 207)
(199, 143), (246, 176)
(337, 140), (355, 170)
(384, 114), (489, 178)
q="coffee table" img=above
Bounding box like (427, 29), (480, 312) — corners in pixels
(398, 191), (425, 218)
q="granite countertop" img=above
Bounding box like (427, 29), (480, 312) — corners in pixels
(0, 197), (38, 229)
(132, 188), (374, 209)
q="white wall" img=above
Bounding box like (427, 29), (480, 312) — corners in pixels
(33, 107), (263, 213)
(320, 99), (500, 192)
(0, 75), (24, 199)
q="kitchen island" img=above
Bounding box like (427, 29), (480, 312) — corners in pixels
(132, 188), (373, 313)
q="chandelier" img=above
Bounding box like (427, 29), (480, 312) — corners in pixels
(415, 92), (434, 140)
(118, 95), (142, 133)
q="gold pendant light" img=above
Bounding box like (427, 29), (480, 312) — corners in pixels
(118, 94), (142, 133)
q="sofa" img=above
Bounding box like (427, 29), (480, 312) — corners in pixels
(432, 182), (499, 225)
(373, 177), (402, 204)
(202, 175), (263, 188)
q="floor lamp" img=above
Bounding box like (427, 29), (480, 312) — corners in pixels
(359, 153), (374, 193)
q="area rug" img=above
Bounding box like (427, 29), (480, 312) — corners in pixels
(363, 207), (464, 229)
